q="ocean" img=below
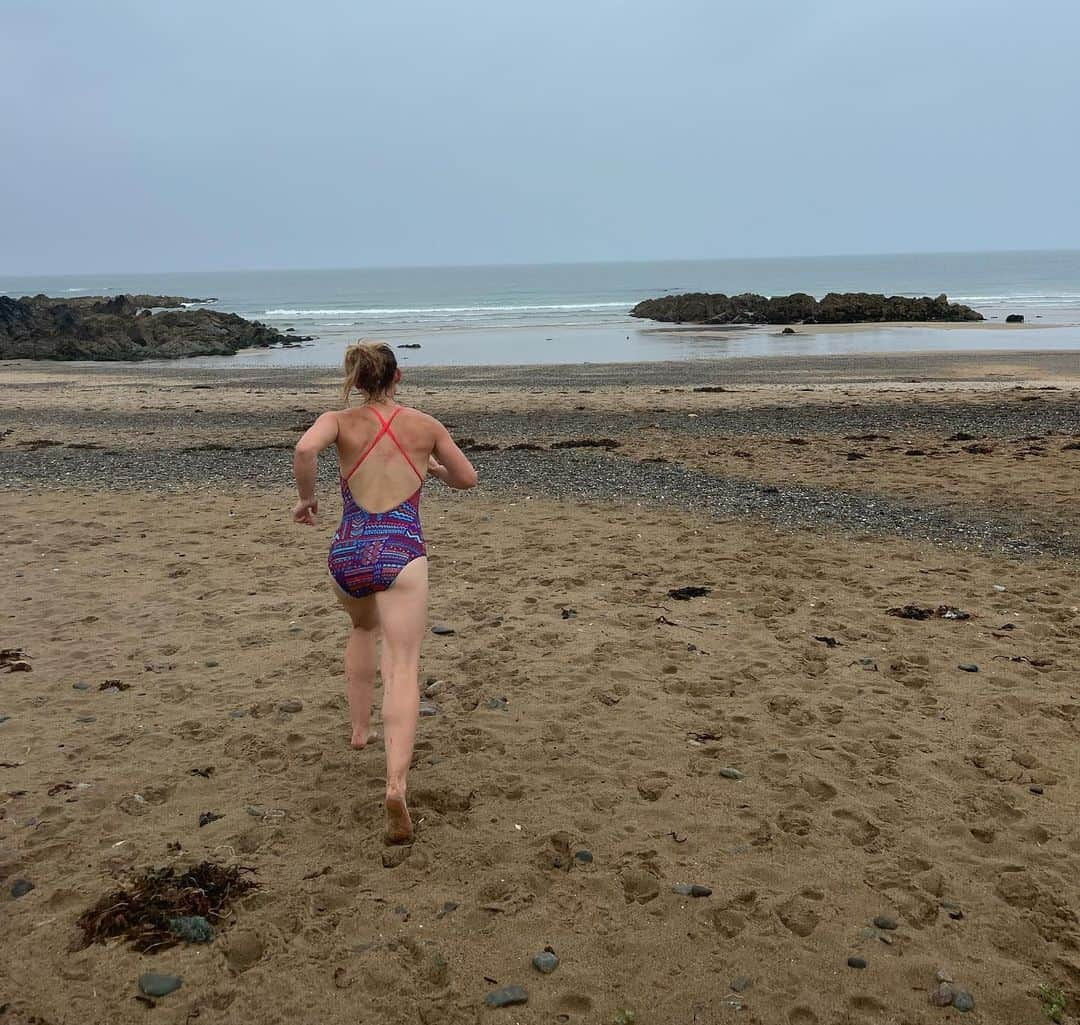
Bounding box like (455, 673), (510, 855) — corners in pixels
(3, 250), (1079, 367)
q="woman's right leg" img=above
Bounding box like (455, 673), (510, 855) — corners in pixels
(373, 556), (429, 844)
(330, 578), (380, 749)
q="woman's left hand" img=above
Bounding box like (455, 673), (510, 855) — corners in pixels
(292, 497), (319, 525)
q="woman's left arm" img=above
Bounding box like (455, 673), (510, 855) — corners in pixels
(292, 412), (339, 525)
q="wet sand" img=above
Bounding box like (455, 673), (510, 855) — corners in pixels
(2, 351), (1079, 1024)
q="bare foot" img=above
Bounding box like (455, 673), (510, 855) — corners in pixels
(351, 727), (379, 750)
(384, 792), (414, 845)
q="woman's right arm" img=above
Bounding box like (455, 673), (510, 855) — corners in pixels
(430, 422), (478, 490)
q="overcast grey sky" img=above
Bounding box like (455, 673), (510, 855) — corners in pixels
(3, 0), (1078, 274)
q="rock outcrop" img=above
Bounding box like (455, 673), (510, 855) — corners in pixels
(630, 291), (983, 325)
(0, 294), (309, 360)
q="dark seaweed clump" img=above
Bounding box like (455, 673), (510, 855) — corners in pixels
(76, 862), (255, 952)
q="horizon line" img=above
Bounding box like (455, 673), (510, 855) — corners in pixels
(2, 246), (1079, 281)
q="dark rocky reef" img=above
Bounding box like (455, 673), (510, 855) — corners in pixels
(630, 291), (984, 325)
(0, 294), (310, 361)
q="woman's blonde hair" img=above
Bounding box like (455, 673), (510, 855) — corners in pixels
(343, 341), (398, 401)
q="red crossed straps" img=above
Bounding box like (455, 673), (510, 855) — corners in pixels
(343, 407), (424, 483)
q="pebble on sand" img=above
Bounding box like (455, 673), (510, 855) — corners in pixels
(484, 985), (528, 1007)
(952, 991), (975, 1012)
(532, 950), (559, 973)
(718, 767), (744, 780)
(573, 850), (594, 864)
(72, 681), (92, 691)
(167, 915), (214, 943)
(847, 957), (868, 969)
(958, 663), (980, 673)
(138, 973), (183, 998)
(10, 879), (34, 898)
(278, 699), (303, 713)
(930, 982), (957, 1007)
(418, 701), (439, 717)
(873, 915), (899, 931)
(672, 883), (712, 897)
(431, 624), (455, 636)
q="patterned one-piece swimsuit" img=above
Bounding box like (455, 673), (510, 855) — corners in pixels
(328, 407), (427, 598)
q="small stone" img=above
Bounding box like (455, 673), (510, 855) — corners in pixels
(532, 950), (559, 973)
(936, 968), (955, 984)
(958, 663), (979, 673)
(75, 716), (96, 724)
(731, 976), (751, 993)
(424, 680), (444, 697)
(993, 584), (1007, 592)
(436, 900), (459, 919)
(1030, 785), (1044, 795)
(484, 697), (509, 711)
(288, 625), (302, 634)
(431, 624), (455, 636)
(278, 699), (303, 714)
(952, 991), (975, 1013)
(198, 811), (224, 828)
(573, 850), (594, 864)
(10, 879), (34, 898)
(0, 715), (9, 725)
(857, 926), (878, 941)
(167, 915), (214, 943)
(203, 660), (220, 668)
(484, 985), (528, 1008)
(873, 915), (899, 930)
(138, 973), (183, 998)
(229, 709), (247, 719)
(718, 767), (744, 780)
(847, 957), (868, 969)
(930, 982), (957, 1007)
(672, 883), (712, 897)
(72, 682), (92, 691)
(418, 701), (439, 717)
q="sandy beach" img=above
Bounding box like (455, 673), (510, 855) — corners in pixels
(2, 350), (1080, 1025)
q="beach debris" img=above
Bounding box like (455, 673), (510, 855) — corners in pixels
(688, 729), (720, 742)
(0, 649), (32, 673)
(550, 437), (621, 450)
(77, 862), (255, 951)
(733, 450), (753, 458)
(72, 681), (92, 691)
(845, 433), (891, 441)
(930, 982), (957, 1006)
(992, 584), (1007, 592)
(47, 781), (76, 797)
(813, 635), (841, 647)
(672, 883), (712, 898)
(962, 443), (995, 454)
(423, 680), (444, 698)
(887, 604), (970, 621)
(847, 956), (868, 969)
(786, 437), (811, 445)
(718, 767), (744, 780)
(945, 432), (977, 442)
(958, 663), (979, 673)
(667, 832), (687, 844)
(1039, 984), (1067, 1024)
(382, 847), (412, 869)
(484, 985), (529, 1008)
(573, 849), (594, 864)
(532, 949), (559, 974)
(138, 973), (183, 998)
(873, 915), (899, 931)
(693, 385), (728, 392)
(189, 766), (214, 778)
(952, 991), (975, 1012)
(1030, 785), (1045, 795)
(431, 624), (456, 636)
(483, 697), (509, 711)
(198, 811), (224, 828)
(99, 679), (131, 691)
(75, 715), (97, 724)
(10, 879), (34, 898)
(561, 607), (577, 619)
(668, 586), (710, 600)
(905, 448), (928, 456)
(846, 451), (868, 460)
(278, 699), (303, 713)
(167, 915), (214, 943)
(418, 701), (439, 717)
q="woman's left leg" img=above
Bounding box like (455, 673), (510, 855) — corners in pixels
(331, 577), (380, 748)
